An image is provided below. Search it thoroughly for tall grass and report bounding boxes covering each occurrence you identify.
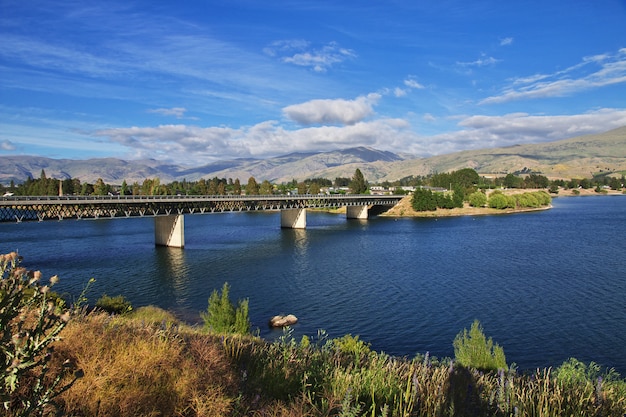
[41,308,626,417]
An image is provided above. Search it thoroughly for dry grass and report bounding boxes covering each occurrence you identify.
[54,308,239,417]
[46,307,626,417]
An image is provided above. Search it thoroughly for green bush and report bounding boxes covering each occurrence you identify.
[95,294,132,315]
[453,320,507,372]
[201,282,251,335]
[487,192,511,209]
[1,252,82,416]
[468,191,487,207]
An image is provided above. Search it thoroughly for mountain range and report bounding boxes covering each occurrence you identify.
[1,126,625,185]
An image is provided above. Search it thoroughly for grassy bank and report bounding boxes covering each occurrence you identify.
[4,252,626,417]
[38,308,626,416]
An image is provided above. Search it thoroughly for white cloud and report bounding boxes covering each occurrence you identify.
[457,55,499,67]
[1,140,16,151]
[499,37,514,46]
[91,116,415,164]
[394,87,407,97]
[430,109,626,153]
[423,113,436,122]
[404,78,424,89]
[91,108,626,165]
[481,48,626,104]
[282,94,381,126]
[265,40,355,72]
[147,107,188,118]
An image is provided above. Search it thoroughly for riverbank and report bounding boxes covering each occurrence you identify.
[49,307,626,417]
[380,188,624,218]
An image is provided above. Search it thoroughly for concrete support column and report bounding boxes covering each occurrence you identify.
[155,214,185,247]
[281,208,306,229]
[346,205,368,219]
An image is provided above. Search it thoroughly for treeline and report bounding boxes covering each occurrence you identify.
[411,168,560,212]
[2,167,624,197]
[391,170,625,192]
[1,169,366,197]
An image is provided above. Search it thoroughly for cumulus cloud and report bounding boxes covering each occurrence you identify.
[481,48,626,104]
[147,107,188,118]
[282,94,381,126]
[91,116,416,164]
[429,109,626,153]
[91,107,626,165]
[1,140,16,151]
[264,40,355,72]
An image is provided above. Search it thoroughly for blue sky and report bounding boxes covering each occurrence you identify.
[2,0,626,165]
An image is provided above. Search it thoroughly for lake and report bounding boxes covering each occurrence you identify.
[1,195,625,374]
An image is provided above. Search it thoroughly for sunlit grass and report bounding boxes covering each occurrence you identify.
[47,308,626,417]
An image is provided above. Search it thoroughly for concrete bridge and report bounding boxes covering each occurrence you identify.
[0,194,403,247]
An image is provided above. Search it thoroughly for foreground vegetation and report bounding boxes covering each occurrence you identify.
[3,255,626,417]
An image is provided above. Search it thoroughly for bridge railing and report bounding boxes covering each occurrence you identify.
[1,193,403,204]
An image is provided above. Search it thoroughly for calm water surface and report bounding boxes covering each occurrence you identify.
[1,196,625,374]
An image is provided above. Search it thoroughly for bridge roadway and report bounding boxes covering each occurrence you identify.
[0,194,404,247]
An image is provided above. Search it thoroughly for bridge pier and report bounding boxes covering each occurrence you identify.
[281,208,306,229]
[155,215,185,247]
[346,205,368,219]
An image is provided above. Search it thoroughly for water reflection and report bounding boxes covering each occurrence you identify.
[154,246,190,307]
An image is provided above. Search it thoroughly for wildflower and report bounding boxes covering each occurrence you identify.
[50,275,59,285]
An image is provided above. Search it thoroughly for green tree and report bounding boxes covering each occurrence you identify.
[412,188,437,211]
[452,183,465,207]
[245,177,260,195]
[453,320,507,372]
[503,174,523,188]
[233,178,242,195]
[334,177,351,187]
[120,180,128,196]
[309,182,321,194]
[93,178,108,195]
[350,168,368,194]
[207,179,218,195]
[451,168,480,190]
[523,173,550,189]
[260,180,273,195]
[201,283,250,335]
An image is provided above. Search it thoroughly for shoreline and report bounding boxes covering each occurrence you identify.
[379,188,624,218]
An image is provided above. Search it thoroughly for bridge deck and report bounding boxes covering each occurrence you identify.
[0,194,403,222]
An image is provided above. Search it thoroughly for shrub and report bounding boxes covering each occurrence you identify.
[468,191,487,207]
[0,252,82,417]
[453,320,507,372]
[95,294,132,315]
[201,282,251,335]
[487,192,510,209]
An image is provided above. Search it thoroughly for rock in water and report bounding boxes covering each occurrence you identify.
[269,314,298,327]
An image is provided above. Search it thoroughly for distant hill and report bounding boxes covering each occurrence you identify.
[1,127,625,185]
[383,126,626,181]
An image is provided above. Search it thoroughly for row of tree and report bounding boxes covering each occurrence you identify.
[1,169,369,196]
[2,167,623,197]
